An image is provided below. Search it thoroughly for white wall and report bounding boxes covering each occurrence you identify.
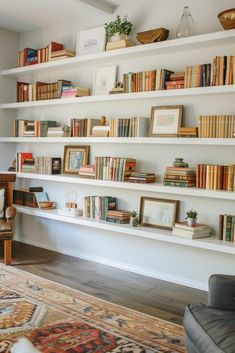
[0,28,19,169]
[2,0,235,289]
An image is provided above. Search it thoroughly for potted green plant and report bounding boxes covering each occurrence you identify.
[186,209,198,226]
[130,210,138,227]
[105,15,133,42]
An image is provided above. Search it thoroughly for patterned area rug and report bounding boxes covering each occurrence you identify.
[0,264,185,352]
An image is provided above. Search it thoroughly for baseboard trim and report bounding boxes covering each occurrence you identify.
[14,236,208,291]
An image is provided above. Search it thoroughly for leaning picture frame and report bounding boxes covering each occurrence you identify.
[149,105,183,137]
[92,65,117,95]
[139,197,179,230]
[63,145,90,175]
[76,26,106,56]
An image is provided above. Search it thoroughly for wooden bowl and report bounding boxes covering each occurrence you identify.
[136,28,169,44]
[39,201,56,210]
[218,8,235,30]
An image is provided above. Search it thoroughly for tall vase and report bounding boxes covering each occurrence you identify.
[176,6,197,39]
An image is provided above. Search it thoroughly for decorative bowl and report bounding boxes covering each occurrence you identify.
[136,28,169,44]
[218,8,235,30]
[39,201,56,210]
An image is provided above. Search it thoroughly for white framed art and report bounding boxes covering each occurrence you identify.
[76,26,106,56]
[92,66,117,95]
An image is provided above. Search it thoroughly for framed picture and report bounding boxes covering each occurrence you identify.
[92,65,117,95]
[139,197,179,230]
[149,105,183,137]
[76,26,106,56]
[63,145,89,175]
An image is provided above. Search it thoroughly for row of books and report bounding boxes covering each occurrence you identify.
[212,56,235,86]
[196,164,235,191]
[108,117,149,137]
[13,188,48,208]
[14,120,57,137]
[198,115,235,138]
[16,152,61,174]
[70,118,102,137]
[17,80,72,102]
[83,196,117,220]
[17,42,65,67]
[123,69,172,93]
[163,167,196,187]
[218,214,235,242]
[184,64,211,88]
[95,157,136,181]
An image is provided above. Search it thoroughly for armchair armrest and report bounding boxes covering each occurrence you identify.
[208,274,235,311]
[5,207,16,226]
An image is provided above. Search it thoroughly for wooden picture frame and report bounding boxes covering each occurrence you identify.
[149,105,183,137]
[63,145,89,175]
[139,197,179,230]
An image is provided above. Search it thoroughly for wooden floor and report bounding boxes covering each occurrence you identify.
[4,241,207,325]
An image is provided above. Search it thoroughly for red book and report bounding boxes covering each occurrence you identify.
[48,42,64,60]
[17,152,33,172]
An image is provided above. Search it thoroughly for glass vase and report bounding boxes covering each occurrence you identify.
[176,6,197,39]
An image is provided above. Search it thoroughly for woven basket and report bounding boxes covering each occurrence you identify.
[218,8,235,30]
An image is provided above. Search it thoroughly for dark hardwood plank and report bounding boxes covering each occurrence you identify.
[1,241,207,325]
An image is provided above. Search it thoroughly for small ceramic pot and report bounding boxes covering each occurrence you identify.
[109,33,128,42]
[130,216,138,227]
[187,217,197,226]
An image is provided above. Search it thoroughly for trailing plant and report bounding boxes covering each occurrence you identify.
[105,15,133,39]
[186,209,198,219]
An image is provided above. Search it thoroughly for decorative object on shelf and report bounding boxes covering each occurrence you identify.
[173,221,211,239]
[35,192,49,207]
[105,15,134,51]
[139,197,179,230]
[63,145,90,175]
[173,158,188,168]
[58,190,82,217]
[39,201,56,210]
[149,105,183,137]
[130,211,138,227]
[136,28,169,44]
[176,6,197,39]
[109,81,124,94]
[76,26,106,56]
[66,190,78,207]
[218,8,235,30]
[186,209,198,226]
[105,15,133,41]
[92,66,117,95]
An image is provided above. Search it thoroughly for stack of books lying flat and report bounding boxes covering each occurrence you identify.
[78,165,96,179]
[163,167,196,187]
[50,49,75,61]
[47,125,70,137]
[173,222,211,239]
[106,210,131,224]
[129,172,156,183]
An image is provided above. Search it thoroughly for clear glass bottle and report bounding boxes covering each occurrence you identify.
[176,6,197,39]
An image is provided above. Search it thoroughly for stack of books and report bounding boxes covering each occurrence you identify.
[95,157,136,181]
[106,210,131,224]
[198,115,235,138]
[83,196,117,221]
[177,127,198,137]
[173,222,211,239]
[108,117,149,137]
[62,87,89,98]
[163,167,196,187]
[47,125,70,137]
[50,49,75,61]
[218,214,235,241]
[129,172,156,183]
[196,164,235,191]
[165,72,185,90]
[79,165,96,179]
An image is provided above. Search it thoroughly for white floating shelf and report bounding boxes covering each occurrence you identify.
[2,29,235,78]
[1,85,235,109]
[15,172,235,200]
[15,205,235,255]
[1,137,235,145]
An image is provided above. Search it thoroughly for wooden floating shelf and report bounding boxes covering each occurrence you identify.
[15,172,235,200]
[15,205,235,255]
[1,85,235,109]
[0,137,235,145]
[2,29,235,78]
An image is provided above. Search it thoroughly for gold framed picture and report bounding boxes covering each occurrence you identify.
[149,105,183,137]
[63,145,89,175]
[139,197,179,230]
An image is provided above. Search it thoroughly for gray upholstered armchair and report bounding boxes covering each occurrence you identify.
[183,274,235,353]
